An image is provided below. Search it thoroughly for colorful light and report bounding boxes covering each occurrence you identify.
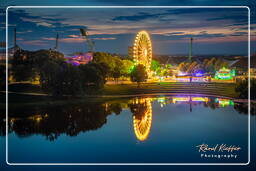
[157,97,167,107]
[176,77,190,82]
[191,77,208,82]
[177,71,187,76]
[191,97,209,102]
[66,52,93,66]
[215,67,235,80]
[195,72,203,77]
[215,98,234,107]
[133,30,152,74]
[172,97,190,103]
[133,98,152,141]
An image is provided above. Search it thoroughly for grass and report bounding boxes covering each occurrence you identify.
[6,82,237,98]
[102,82,238,98]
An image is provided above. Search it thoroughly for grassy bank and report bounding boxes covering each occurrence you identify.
[1,82,238,109]
[102,82,237,98]
[6,82,238,98]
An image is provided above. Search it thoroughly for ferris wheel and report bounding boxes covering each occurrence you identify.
[133,31,152,73]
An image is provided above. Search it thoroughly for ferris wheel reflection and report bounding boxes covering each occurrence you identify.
[129,98,152,141]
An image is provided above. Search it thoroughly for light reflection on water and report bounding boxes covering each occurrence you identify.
[0,95,252,163]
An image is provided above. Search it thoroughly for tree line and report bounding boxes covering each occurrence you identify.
[8,50,148,96]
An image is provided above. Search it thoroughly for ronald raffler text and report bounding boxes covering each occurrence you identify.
[196,143,241,153]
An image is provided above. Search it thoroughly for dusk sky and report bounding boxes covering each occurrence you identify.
[0,0,255,56]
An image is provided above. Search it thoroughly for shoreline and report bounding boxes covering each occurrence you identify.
[1,91,253,105]
[1,81,252,109]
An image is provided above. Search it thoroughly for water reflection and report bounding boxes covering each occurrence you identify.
[130,98,152,141]
[215,98,234,107]
[0,95,252,141]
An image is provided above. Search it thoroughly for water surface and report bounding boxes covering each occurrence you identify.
[1,95,250,164]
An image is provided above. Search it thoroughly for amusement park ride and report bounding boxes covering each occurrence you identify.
[65,29,235,82]
[215,67,236,80]
[80,28,95,52]
[66,28,95,65]
[133,30,153,75]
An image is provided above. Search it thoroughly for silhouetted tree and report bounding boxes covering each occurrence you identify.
[235,79,256,99]
[40,60,82,97]
[11,50,36,81]
[130,64,148,87]
[0,65,6,90]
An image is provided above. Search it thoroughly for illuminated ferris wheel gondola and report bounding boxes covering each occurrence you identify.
[133,31,152,73]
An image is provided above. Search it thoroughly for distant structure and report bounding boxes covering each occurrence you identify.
[0,28,19,61]
[66,52,93,66]
[80,28,95,52]
[65,29,95,66]
[54,33,59,50]
[14,27,17,48]
[189,37,193,62]
[12,27,20,53]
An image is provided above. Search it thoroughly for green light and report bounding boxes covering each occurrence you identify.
[128,65,135,73]
[230,100,234,106]
[216,98,234,107]
[215,67,234,80]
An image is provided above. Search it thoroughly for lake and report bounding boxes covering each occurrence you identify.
[0,95,250,164]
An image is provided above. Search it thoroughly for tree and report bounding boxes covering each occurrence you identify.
[93,52,120,79]
[11,50,36,81]
[87,62,109,84]
[79,63,108,93]
[11,49,65,82]
[39,60,82,97]
[151,60,160,73]
[0,65,5,90]
[32,49,65,70]
[121,59,134,77]
[235,79,256,99]
[112,58,123,82]
[130,64,148,87]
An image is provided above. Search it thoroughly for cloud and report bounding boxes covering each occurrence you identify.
[92,37,116,40]
[165,32,185,35]
[36,22,53,27]
[21,40,47,46]
[207,15,248,24]
[17,30,33,34]
[42,37,56,41]
[60,37,84,43]
[112,12,162,21]
[4,7,253,55]
[43,36,116,43]
[68,34,80,38]
[20,17,55,27]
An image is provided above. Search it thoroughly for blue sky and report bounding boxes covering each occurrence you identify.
[0,0,255,55]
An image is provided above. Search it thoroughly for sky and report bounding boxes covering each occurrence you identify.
[0,0,255,56]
